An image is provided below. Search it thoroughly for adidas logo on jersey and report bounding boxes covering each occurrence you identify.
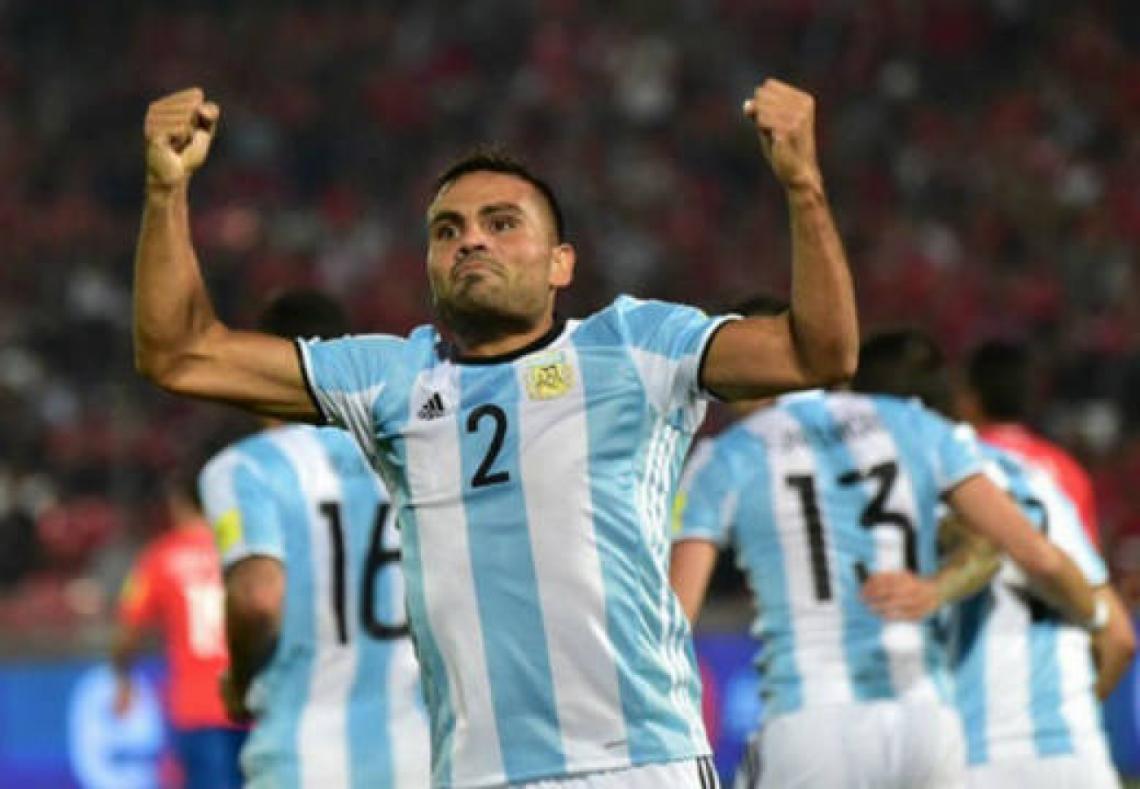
[417,392,446,420]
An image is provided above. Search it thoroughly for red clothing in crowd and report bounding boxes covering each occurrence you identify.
[980,423,1100,548]
[118,521,233,728]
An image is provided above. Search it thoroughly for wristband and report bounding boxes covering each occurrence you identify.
[1085,596,1110,633]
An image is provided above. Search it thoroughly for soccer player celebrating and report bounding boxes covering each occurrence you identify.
[197,291,430,787]
[670,326,1103,789]
[133,79,856,788]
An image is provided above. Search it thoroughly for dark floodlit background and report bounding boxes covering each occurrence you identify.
[0,1,1137,784]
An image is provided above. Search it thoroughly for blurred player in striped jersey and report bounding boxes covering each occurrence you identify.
[670,321,1101,789]
[197,291,429,788]
[856,333,1134,789]
[959,339,1102,547]
[135,78,857,788]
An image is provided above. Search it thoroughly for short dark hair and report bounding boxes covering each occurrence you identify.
[852,329,952,415]
[966,339,1030,420]
[434,146,566,242]
[256,289,350,340]
[723,293,790,318]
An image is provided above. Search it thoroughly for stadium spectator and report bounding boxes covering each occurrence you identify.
[0,2,1135,632]
[198,290,430,786]
[131,76,857,787]
[110,474,245,789]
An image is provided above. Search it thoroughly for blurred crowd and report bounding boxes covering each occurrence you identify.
[0,0,1137,648]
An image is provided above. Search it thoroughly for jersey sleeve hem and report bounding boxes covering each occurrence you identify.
[294,338,332,425]
[671,529,725,546]
[940,465,985,496]
[696,315,741,400]
[221,545,286,572]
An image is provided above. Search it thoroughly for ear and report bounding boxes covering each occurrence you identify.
[549,243,576,289]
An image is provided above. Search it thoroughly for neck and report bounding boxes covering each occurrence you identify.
[447,312,557,360]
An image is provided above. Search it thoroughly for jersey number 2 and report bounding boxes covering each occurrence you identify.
[467,404,511,488]
[320,501,410,643]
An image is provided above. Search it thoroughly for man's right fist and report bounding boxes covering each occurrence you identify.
[144,87,220,188]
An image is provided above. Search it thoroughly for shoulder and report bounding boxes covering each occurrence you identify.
[200,432,273,480]
[702,416,773,475]
[300,325,442,381]
[199,428,307,493]
[977,440,1024,483]
[581,295,710,331]
[862,393,961,435]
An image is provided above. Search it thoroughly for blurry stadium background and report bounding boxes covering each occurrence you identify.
[0,0,1138,785]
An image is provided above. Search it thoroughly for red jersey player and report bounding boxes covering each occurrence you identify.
[111,474,245,788]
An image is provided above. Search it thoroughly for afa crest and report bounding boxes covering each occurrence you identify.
[525,353,575,400]
[212,508,244,554]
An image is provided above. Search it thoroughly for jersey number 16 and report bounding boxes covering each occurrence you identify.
[320,501,410,643]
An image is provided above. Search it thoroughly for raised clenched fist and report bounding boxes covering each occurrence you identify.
[144,87,220,189]
[743,79,822,194]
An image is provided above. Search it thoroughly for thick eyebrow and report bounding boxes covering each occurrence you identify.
[479,202,524,217]
[426,202,525,232]
[427,209,463,232]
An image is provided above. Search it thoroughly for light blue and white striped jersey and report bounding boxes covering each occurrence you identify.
[198,424,430,789]
[673,391,984,718]
[952,443,1110,766]
[297,296,728,788]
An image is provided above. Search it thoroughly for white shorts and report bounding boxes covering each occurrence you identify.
[516,757,720,788]
[734,699,965,789]
[967,751,1120,789]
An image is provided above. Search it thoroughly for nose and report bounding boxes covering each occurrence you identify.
[456,231,489,262]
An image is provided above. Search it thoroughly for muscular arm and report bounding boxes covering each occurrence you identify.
[946,475,1095,625]
[669,540,720,624]
[222,556,285,720]
[133,88,317,421]
[702,80,858,399]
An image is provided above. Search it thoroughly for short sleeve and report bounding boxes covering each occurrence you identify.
[198,448,284,570]
[672,438,739,547]
[296,333,407,460]
[921,411,985,494]
[118,551,158,627]
[612,296,737,424]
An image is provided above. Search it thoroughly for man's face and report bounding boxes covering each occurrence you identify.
[426,171,572,333]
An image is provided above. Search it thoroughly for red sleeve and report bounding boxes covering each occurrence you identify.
[1073,469,1101,549]
[118,547,160,628]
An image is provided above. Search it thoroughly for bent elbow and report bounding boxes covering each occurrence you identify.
[832,347,859,383]
[809,344,858,387]
[134,346,187,393]
[133,347,166,385]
